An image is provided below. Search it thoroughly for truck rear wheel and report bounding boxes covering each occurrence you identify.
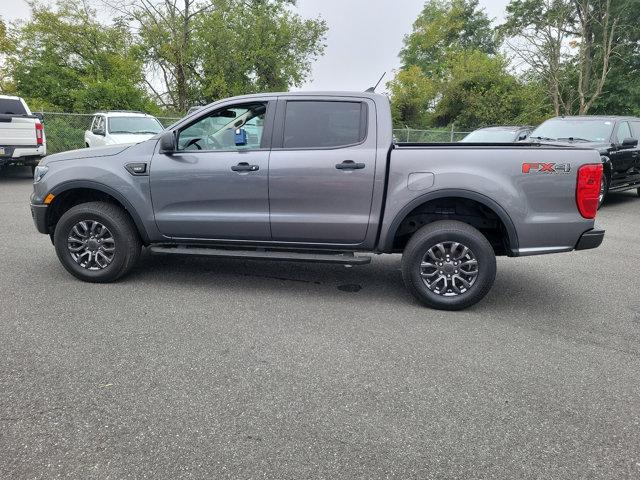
[401,221,496,311]
[53,201,141,283]
[598,174,609,209]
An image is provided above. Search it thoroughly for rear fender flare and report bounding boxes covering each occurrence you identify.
[382,189,519,255]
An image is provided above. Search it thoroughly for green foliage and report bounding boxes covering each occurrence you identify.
[4,0,160,113]
[390,0,552,130]
[589,0,640,116]
[132,0,327,111]
[388,65,438,128]
[195,0,327,101]
[400,0,497,78]
[432,51,552,129]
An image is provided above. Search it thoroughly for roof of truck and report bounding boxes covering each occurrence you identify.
[93,110,158,117]
[474,126,531,131]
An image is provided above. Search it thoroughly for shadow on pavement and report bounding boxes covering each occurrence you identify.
[0,165,33,183]
[600,190,639,208]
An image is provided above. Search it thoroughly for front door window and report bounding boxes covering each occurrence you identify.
[178,103,267,151]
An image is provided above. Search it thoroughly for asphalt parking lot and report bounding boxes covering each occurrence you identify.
[1,165,639,479]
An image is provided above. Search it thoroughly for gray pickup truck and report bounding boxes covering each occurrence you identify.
[30,92,605,310]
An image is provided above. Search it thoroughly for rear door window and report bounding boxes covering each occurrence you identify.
[0,98,27,115]
[282,101,367,149]
[631,121,640,139]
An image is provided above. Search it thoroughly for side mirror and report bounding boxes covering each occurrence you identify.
[93,127,105,136]
[159,131,176,153]
[34,112,44,123]
[234,128,247,146]
[622,137,638,148]
[518,133,528,141]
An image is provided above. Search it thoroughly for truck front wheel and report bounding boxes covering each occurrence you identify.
[401,220,496,311]
[53,201,141,283]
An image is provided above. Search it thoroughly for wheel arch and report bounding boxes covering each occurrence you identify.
[381,189,519,255]
[47,180,150,244]
[601,155,612,181]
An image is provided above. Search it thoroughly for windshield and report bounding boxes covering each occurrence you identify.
[530,119,613,142]
[108,116,163,135]
[461,129,518,143]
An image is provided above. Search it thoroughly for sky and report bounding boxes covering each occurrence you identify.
[0,0,510,91]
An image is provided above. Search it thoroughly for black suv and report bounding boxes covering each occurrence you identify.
[529,116,640,205]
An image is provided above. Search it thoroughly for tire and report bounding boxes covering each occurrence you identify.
[401,220,497,311]
[598,174,609,209]
[53,201,141,283]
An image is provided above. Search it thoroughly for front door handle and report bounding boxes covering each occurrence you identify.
[335,160,365,170]
[231,162,259,172]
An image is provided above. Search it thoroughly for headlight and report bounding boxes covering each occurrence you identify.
[33,165,49,183]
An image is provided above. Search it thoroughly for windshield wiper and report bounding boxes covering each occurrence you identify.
[529,136,556,141]
[556,137,591,142]
[135,131,161,134]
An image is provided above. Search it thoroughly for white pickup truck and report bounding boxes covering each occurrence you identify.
[0,95,46,172]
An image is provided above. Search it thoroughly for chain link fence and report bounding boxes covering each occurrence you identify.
[393,127,471,143]
[40,112,181,155]
[39,112,471,155]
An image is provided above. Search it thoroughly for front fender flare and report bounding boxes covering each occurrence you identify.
[49,180,150,243]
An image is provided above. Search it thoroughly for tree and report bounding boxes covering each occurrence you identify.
[114,0,327,111]
[388,65,438,128]
[431,51,551,128]
[588,0,640,115]
[501,0,629,115]
[400,0,497,79]
[3,0,155,112]
[0,18,15,93]
[389,0,544,129]
[194,0,327,101]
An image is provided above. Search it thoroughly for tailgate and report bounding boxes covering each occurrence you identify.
[0,116,37,146]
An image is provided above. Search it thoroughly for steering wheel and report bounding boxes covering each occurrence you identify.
[184,138,203,150]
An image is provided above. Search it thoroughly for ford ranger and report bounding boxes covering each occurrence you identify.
[30,92,604,310]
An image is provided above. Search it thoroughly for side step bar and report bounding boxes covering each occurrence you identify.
[609,178,640,193]
[149,245,372,265]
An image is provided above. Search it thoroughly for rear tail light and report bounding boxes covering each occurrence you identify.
[576,163,603,219]
[35,122,44,145]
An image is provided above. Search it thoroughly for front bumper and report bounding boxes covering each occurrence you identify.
[30,203,49,234]
[575,227,605,251]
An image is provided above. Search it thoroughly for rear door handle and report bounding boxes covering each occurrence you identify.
[231,162,259,172]
[335,160,365,170]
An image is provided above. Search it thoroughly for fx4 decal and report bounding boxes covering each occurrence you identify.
[522,162,571,174]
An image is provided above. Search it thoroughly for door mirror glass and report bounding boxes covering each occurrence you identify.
[159,131,176,153]
[518,133,528,141]
[622,137,638,148]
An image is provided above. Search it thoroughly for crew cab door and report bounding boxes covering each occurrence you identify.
[268,97,376,244]
[149,100,274,240]
[610,121,637,173]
